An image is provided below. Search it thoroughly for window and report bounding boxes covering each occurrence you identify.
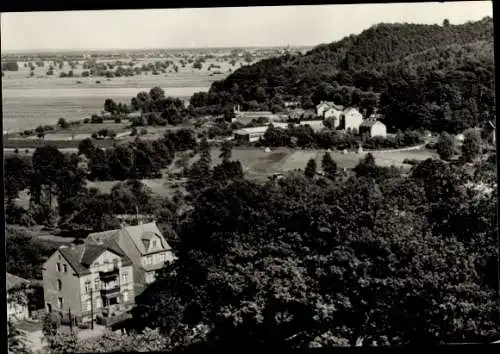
[57,279,62,291]
[147,256,153,265]
[96,298,102,309]
[122,271,128,284]
[85,281,91,294]
[86,300,92,312]
[56,263,61,272]
[63,264,67,273]
[152,240,157,248]
[94,279,100,290]
[58,298,63,310]
[123,291,128,303]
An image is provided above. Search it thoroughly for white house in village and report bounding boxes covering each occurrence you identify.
[359,119,387,138]
[316,102,364,132]
[342,107,364,132]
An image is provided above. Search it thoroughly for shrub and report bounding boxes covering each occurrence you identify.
[83,118,90,124]
[114,117,122,123]
[91,115,103,124]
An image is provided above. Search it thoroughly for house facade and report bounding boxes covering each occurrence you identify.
[323,105,345,127]
[7,273,30,322]
[85,222,175,288]
[359,120,387,138]
[342,107,364,132]
[42,243,134,323]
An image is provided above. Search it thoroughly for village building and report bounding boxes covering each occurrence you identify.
[85,222,176,289]
[323,105,345,128]
[316,101,345,121]
[234,123,289,143]
[342,107,364,132]
[7,273,31,322]
[359,119,387,138]
[42,242,135,324]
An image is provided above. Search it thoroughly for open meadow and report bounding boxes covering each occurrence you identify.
[2,56,248,133]
[80,146,437,201]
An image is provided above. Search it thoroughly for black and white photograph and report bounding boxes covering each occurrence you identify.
[2,1,498,352]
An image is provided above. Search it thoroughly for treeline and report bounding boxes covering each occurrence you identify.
[257,124,424,150]
[81,59,179,77]
[80,128,196,180]
[188,17,494,134]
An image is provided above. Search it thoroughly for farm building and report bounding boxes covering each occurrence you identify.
[359,119,387,138]
[234,123,289,143]
[234,127,267,143]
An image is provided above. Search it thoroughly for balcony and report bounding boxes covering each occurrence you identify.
[100,286,120,297]
[99,267,119,281]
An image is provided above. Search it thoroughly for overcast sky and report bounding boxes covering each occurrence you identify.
[1,2,493,52]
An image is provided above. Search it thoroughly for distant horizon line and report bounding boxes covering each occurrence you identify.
[1,44,316,54]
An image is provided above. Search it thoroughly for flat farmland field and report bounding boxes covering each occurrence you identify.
[2,58,230,133]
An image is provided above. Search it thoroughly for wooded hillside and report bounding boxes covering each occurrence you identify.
[190,17,494,134]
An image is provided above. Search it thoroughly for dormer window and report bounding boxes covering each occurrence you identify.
[152,240,157,248]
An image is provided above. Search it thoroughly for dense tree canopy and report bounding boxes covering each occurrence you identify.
[135,153,498,348]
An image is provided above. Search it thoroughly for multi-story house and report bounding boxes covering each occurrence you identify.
[42,242,134,324]
[85,222,176,294]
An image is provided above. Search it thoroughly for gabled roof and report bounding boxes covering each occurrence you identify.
[57,242,133,276]
[58,245,91,276]
[79,243,126,267]
[87,222,172,256]
[123,222,171,255]
[6,273,30,291]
